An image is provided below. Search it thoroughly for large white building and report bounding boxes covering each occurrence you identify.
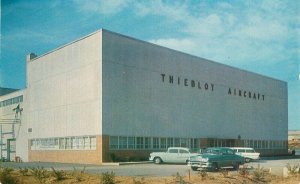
[1,29,288,164]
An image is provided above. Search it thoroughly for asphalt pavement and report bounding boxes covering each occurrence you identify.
[1,157,300,177]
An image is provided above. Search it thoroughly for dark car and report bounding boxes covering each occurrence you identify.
[188,147,245,171]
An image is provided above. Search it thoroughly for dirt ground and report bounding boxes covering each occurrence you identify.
[3,169,300,184]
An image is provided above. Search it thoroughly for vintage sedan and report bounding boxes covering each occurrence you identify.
[149,147,198,164]
[231,147,260,162]
[188,147,245,171]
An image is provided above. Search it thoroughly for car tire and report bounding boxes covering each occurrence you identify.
[154,157,162,164]
[191,166,198,171]
[245,158,251,163]
[233,162,240,170]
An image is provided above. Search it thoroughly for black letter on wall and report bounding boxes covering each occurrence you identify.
[169,75,173,83]
[161,74,165,82]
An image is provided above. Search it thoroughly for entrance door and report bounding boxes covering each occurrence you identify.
[7,139,16,161]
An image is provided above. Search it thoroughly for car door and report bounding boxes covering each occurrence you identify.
[166,148,179,163]
[179,149,190,163]
[220,149,235,167]
[245,148,258,159]
[226,149,238,166]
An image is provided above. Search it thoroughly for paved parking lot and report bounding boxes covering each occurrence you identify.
[1,157,300,177]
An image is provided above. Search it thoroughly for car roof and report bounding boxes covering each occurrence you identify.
[206,147,233,150]
[168,147,189,149]
[230,147,254,149]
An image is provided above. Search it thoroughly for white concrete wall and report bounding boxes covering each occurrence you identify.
[26,31,102,142]
[102,30,288,141]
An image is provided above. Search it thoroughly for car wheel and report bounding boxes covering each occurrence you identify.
[233,162,240,170]
[191,166,198,171]
[245,158,251,163]
[154,157,162,164]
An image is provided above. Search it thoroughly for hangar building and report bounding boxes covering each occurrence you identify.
[1,29,288,164]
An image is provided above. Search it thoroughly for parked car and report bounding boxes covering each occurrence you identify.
[149,147,198,164]
[231,147,260,162]
[188,147,245,171]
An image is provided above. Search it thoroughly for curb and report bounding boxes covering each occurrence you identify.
[102,161,152,166]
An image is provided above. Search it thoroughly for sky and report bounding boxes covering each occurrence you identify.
[0,0,299,130]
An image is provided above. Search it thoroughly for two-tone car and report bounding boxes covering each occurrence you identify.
[231,147,260,162]
[188,147,245,171]
[149,147,198,164]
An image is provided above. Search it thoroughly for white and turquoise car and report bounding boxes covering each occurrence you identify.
[188,147,245,171]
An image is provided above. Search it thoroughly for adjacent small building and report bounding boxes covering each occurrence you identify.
[0,88,24,161]
[1,29,288,164]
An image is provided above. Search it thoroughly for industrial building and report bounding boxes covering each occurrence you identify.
[0,29,288,164]
[0,88,24,161]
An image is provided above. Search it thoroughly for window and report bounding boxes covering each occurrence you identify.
[283,141,287,148]
[226,149,234,155]
[66,138,72,149]
[246,149,255,153]
[128,137,135,149]
[84,137,90,149]
[238,149,246,153]
[90,137,96,149]
[249,140,253,148]
[19,95,23,102]
[179,149,189,154]
[72,138,77,149]
[119,137,127,149]
[169,149,178,153]
[160,138,166,149]
[174,138,180,147]
[13,97,18,103]
[253,140,256,148]
[257,140,261,149]
[180,138,188,147]
[78,137,84,149]
[153,138,159,149]
[107,136,203,151]
[167,138,173,148]
[136,137,144,149]
[30,136,95,150]
[191,139,199,150]
[110,136,118,149]
[59,138,65,149]
[262,140,266,149]
[145,137,151,149]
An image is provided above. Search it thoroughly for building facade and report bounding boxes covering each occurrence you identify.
[0,89,24,161]
[2,29,288,164]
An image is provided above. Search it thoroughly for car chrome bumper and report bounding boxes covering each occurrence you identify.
[188,161,211,168]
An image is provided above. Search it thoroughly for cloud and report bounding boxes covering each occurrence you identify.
[134,1,299,68]
[135,0,190,22]
[73,0,132,15]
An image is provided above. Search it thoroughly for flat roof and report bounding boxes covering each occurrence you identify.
[0,87,19,96]
[28,28,286,84]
